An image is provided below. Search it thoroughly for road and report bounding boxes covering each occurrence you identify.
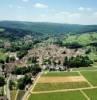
[6,74,11,100]
[22,71,43,100]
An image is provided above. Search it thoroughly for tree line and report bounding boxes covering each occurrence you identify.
[63,55,93,68]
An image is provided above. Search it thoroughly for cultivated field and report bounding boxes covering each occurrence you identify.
[28,69,97,100]
[29,91,86,100]
[81,71,97,86]
[83,88,97,100]
[42,72,80,77]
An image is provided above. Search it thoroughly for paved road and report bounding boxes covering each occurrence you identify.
[6,74,11,100]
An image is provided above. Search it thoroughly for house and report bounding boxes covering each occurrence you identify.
[49,65,56,71]
[4,42,11,49]
[17,75,25,80]
[8,52,19,60]
[48,65,65,71]
[4,63,16,74]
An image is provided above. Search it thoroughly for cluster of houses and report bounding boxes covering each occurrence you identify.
[43,65,67,71]
[49,65,65,71]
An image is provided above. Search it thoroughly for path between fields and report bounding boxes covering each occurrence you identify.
[78,71,93,87]
[80,90,90,100]
[32,86,97,94]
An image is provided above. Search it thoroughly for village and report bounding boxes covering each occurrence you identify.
[0,43,93,100]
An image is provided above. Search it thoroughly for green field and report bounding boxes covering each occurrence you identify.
[33,82,89,92]
[29,70,97,100]
[72,67,97,71]
[63,33,97,46]
[0,52,7,60]
[83,88,97,100]
[29,91,86,100]
[34,71,90,92]
[81,71,97,86]
[43,72,80,77]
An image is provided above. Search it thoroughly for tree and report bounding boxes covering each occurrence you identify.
[0,77,5,87]
[18,75,32,90]
[43,59,51,65]
[65,42,83,49]
[12,67,29,75]
[1,64,5,72]
[85,48,91,54]
[10,56,16,62]
[63,55,93,69]
[5,56,10,63]
[52,60,57,66]
[63,56,69,69]
[12,65,41,75]
[0,59,5,64]
[31,64,41,76]
[9,80,16,90]
[17,50,28,59]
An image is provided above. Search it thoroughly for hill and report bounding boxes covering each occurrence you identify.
[0,21,97,37]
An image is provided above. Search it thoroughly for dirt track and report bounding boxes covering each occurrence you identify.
[38,76,86,83]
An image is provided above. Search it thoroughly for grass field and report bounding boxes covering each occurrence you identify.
[29,91,86,100]
[0,52,7,60]
[63,33,97,46]
[83,88,97,100]
[33,82,89,91]
[43,72,80,77]
[81,71,97,86]
[72,67,97,71]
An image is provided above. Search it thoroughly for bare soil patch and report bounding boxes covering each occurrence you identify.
[38,76,86,83]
